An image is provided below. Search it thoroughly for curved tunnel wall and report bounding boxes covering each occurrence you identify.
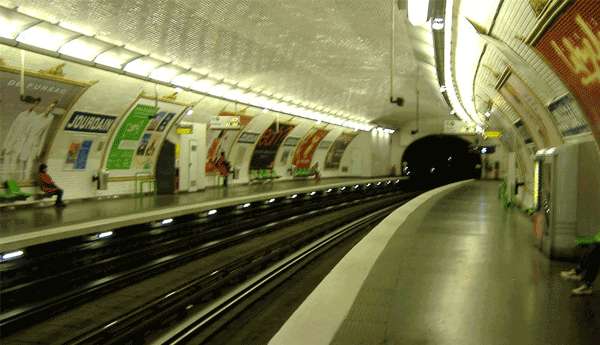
[0,44,396,202]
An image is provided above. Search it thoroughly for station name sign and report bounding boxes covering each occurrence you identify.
[64,111,117,134]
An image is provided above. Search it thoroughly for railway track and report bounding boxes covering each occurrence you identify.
[0,181,418,343]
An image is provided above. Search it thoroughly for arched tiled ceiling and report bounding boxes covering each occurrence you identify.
[3,0,449,128]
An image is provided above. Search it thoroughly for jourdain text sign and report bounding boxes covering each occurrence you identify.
[64,111,117,134]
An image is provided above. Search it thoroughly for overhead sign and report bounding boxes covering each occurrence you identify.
[484,130,503,138]
[64,111,117,134]
[209,115,241,130]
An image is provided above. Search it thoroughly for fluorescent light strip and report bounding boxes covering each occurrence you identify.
[443,0,481,126]
[0,5,383,132]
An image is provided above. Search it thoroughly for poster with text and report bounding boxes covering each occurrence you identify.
[105,98,185,175]
[292,128,329,169]
[325,133,357,170]
[206,114,252,174]
[534,0,600,146]
[0,66,89,183]
[249,123,295,170]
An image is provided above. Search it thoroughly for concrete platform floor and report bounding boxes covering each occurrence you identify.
[273,181,600,345]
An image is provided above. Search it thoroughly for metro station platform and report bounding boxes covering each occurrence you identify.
[0,177,404,252]
[270,180,600,345]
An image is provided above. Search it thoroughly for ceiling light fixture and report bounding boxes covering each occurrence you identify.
[0,5,379,132]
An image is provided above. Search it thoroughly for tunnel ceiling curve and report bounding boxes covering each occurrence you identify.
[3,0,450,128]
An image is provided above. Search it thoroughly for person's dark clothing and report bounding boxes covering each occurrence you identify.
[580,244,600,285]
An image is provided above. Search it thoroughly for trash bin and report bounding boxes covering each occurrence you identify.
[97,169,109,190]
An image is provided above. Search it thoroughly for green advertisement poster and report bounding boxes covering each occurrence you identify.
[106,104,158,170]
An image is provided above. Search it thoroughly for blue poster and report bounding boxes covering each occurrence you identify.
[74,140,93,170]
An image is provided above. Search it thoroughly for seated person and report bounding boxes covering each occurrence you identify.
[38,163,66,207]
[561,243,600,295]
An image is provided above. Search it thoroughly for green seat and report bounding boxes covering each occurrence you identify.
[5,180,31,200]
[0,191,19,202]
[575,231,600,246]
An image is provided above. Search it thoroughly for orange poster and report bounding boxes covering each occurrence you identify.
[292,128,329,169]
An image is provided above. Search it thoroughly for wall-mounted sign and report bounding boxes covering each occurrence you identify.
[209,115,241,130]
[237,132,260,144]
[176,126,193,135]
[64,111,117,134]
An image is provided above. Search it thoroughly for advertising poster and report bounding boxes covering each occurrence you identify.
[292,128,329,169]
[325,133,357,170]
[534,0,600,146]
[205,114,252,174]
[499,76,546,149]
[0,66,89,183]
[106,104,157,170]
[249,123,295,170]
[105,97,185,175]
[64,139,93,170]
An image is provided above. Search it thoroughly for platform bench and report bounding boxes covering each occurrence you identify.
[248,169,281,184]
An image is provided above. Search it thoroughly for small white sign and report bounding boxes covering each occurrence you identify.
[209,116,241,130]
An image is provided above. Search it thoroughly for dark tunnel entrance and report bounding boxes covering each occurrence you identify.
[401,135,481,188]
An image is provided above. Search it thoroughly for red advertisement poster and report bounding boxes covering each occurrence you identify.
[292,128,329,169]
[205,113,252,174]
[534,0,600,145]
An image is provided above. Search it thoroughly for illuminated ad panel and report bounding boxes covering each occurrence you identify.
[292,128,329,169]
[534,0,600,146]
